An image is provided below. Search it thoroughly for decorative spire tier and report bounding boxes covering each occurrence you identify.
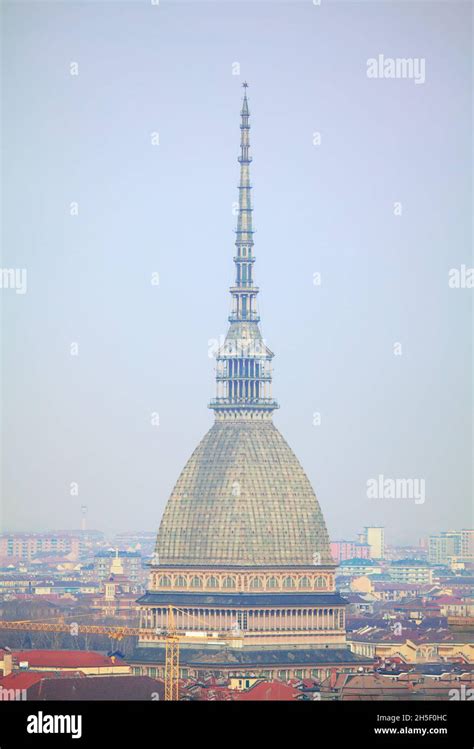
[210,83,279,420]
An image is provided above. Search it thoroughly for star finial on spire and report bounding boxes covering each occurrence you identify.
[242,81,248,89]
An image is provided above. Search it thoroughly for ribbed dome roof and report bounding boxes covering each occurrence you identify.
[156,420,333,567]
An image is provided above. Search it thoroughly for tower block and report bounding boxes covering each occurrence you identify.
[134,86,356,680]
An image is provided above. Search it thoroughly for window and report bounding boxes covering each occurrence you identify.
[299,576,310,589]
[266,577,278,590]
[283,577,295,589]
[207,576,218,588]
[158,576,171,588]
[175,576,187,588]
[316,576,326,589]
[250,577,263,589]
[223,576,236,589]
[190,576,202,589]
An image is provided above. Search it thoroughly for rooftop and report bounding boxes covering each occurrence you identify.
[28,675,164,701]
[130,646,372,667]
[137,591,347,607]
[11,650,124,668]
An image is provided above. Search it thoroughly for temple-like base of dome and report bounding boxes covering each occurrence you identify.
[136,589,348,650]
[129,645,372,683]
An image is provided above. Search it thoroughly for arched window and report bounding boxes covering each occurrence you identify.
[283,577,295,589]
[222,576,236,589]
[299,576,310,589]
[266,577,278,590]
[316,576,326,589]
[158,575,171,588]
[174,576,187,588]
[207,576,218,589]
[190,576,202,589]
[250,577,263,589]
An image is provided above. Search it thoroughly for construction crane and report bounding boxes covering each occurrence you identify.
[0,607,244,701]
[161,605,244,701]
[0,617,140,641]
[164,605,179,701]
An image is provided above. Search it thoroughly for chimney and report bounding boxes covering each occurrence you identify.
[3,652,12,676]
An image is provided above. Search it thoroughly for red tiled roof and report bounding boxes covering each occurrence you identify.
[0,672,48,690]
[235,680,301,701]
[12,650,123,668]
[29,675,164,701]
[0,670,85,689]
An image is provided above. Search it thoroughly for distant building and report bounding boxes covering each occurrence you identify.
[361,527,385,560]
[337,559,382,577]
[385,545,427,562]
[0,533,82,561]
[371,581,423,602]
[429,530,474,566]
[90,551,142,619]
[331,541,370,564]
[435,596,474,618]
[348,626,474,664]
[33,581,99,596]
[113,532,156,555]
[388,559,433,585]
[319,670,474,701]
[94,550,142,581]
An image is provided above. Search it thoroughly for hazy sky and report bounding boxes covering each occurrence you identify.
[1,0,472,545]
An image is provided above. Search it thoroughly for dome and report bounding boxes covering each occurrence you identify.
[156,420,333,567]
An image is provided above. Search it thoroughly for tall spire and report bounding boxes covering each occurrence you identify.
[210,84,279,420]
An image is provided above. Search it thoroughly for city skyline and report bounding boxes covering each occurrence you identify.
[0,0,472,725]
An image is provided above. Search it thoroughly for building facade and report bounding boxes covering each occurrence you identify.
[429,530,474,565]
[387,559,433,585]
[331,540,371,563]
[0,533,82,561]
[94,550,142,581]
[362,527,385,560]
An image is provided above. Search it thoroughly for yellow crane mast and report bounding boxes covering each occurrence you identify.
[164,605,179,701]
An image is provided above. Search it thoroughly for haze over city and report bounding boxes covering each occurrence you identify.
[2,0,472,546]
